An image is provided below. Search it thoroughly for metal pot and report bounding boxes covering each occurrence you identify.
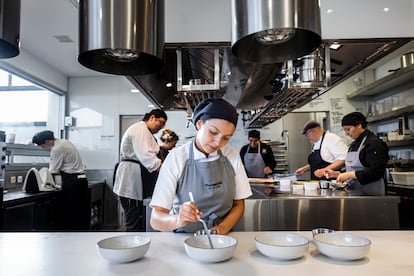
[298,55,326,83]
[401,52,414,68]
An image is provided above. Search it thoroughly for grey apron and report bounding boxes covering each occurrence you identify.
[244,143,266,178]
[174,142,236,233]
[345,136,385,196]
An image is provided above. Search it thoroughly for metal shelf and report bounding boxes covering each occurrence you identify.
[386,139,414,148]
[346,64,414,100]
[367,105,414,123]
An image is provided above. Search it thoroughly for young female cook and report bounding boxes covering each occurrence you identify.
[150,98,252,235]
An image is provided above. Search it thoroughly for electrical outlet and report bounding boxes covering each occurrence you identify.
[17,175,23,183]
[10,176,16,184]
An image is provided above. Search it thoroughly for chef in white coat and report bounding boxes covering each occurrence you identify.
[32,130,90,230]
[113,109,167,231]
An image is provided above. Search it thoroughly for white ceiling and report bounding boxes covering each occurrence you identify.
[15,0,414,81]
[19,0,105,78]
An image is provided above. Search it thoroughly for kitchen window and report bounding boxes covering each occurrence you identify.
[0,68,64,144]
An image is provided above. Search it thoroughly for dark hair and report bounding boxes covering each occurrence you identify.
[143,109,167,121]
[248,130,260,139]
[32,130,55,146]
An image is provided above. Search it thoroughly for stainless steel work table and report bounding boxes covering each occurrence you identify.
[233,183,400,231]
[0,231,412,276]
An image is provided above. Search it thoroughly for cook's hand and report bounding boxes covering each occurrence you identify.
[209,224,228,235]
[336,171,356,183]
[177,201,203,228]
[295,166,307,175]
[314,168,327,178]
[324,169,340,179]
[264,166,273,175]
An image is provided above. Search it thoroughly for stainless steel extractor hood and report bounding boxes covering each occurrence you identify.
[0,0,20,59]
[78,0,164,75]
[231,0,321,64]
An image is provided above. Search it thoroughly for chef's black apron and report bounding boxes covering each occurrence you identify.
[114,159,159,231]
[58,172,90,230]
[308,132,330,180]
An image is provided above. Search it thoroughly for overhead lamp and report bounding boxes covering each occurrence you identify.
[330,43,343,50]
[78,0,165,75]
[231,0,321,64]
[0,0,21,59]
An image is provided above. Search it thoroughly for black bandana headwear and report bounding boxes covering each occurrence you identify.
[248,130,260,139]
[192,98,238,127]
[341,112,367,126]
[32,130,54,146]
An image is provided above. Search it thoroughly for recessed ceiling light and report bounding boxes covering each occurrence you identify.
[148,104,155,108]
[326,9,334,14]
[383,7,390,12]
[130,89,140,93]
[166,82,172,87]
[329,43,342,50]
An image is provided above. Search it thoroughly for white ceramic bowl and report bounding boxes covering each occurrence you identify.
[255,232,309,260]
[314,233,371,260]
[97,235,151,263]
[184,235,237,263]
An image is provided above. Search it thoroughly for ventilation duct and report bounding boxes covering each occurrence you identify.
[0,0,20,59]
[78,0,164,75]
[231,0,321,64]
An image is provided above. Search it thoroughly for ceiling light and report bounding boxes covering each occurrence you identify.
[130,89,140,93]
[166,82,173,87]
[383,7,390,12]
[330,43,342,50]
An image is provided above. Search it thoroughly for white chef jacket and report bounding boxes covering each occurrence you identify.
[49,139,85,174]
[311,131,348,163]
[113,121,161,200]
[150,140,252,210]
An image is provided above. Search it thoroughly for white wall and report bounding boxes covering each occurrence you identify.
[165,0,414,43]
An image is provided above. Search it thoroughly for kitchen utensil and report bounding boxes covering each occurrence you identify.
[184,235,237,263]
[96,235,151,263]
[319,180,330,189]
[255,232,309,260]
[312,228,335,238]
[313,233,371,260]
[188,192,214,249]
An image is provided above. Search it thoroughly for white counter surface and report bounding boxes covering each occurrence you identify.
[0,231,413,276]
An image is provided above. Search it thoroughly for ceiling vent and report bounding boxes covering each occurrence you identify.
[231,0,321,64]
[0,0,20,59]
[78,0,165,75]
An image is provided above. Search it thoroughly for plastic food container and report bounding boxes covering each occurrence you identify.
[390,172,414,185]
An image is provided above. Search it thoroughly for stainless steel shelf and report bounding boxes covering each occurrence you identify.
[386,139,414,148]
[367,105,414,123]
[346,64,414,100]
